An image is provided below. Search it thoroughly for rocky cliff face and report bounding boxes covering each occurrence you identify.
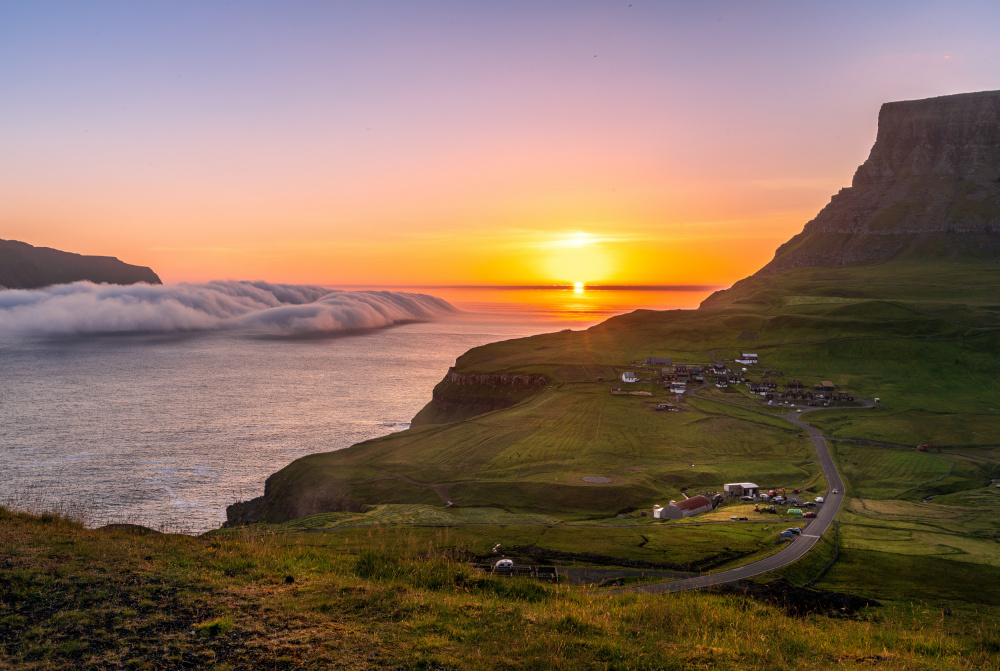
[757,90,1000,275]
[410,368,549,426]
[0,239,162,289]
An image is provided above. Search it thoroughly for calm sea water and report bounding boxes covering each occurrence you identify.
[0,286,712,533]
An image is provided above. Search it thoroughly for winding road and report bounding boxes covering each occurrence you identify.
[607,395,874,595]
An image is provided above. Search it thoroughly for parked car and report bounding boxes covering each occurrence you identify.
[785,527,803,535]
[802,512,817,518]
[804,502,817,508]
[779,530,796,538]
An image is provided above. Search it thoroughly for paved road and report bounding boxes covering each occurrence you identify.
[607,397,874,595]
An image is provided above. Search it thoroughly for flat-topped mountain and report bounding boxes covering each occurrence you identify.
[0,239,161,289]
[757,90,1000,275]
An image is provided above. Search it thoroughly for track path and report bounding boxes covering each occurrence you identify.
[607,393,874,595]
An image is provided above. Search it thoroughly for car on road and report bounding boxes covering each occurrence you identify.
[815,496,825,504]
[802,512,817,518]
[832,489,839,494]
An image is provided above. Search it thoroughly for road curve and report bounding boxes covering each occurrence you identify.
[606,397,874,595]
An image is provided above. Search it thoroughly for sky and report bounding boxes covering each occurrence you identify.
[2,1,999,287]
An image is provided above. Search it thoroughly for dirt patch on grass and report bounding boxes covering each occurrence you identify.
[713,578,881,616]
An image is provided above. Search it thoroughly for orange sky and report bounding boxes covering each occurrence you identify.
[3,2,998,287]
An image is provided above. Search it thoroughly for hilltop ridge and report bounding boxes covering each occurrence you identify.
[0,239,161,289]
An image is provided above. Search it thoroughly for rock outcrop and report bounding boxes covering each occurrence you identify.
[410,368,549,426]
[757,90,1000,274]
[0,239,161,289]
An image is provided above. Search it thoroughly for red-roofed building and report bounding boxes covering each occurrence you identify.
[653,495,714,520]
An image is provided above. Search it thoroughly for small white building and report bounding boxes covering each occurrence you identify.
[622,371,638,383]
[669,381,686,393]
[723,482,760,497]
[735,353,758,365]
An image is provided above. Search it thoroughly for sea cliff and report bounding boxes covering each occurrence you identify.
[0,239,161,289]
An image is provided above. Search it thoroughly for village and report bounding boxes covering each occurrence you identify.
[611,351,859,411]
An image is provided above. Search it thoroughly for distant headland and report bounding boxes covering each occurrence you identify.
[0,239,161,289]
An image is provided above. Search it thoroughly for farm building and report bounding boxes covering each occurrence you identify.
[621,372,638,383]
[645,357,672,366]
[736,353,758,364]
[653,495,714,520]
[669,381,686,393]
[655,403,678,411]
[724,482,760,497]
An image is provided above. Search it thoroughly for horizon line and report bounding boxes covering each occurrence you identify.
[325,284,725,291]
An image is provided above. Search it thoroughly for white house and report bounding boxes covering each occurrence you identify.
[622,372,638,383]
[723,482,760,497]
[735,353,758,365]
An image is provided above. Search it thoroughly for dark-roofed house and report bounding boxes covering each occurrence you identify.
[645,357,672,366]
[814,381,837,398]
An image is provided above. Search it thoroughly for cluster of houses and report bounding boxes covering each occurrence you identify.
[652,482,800,521]
[618,353,855,407]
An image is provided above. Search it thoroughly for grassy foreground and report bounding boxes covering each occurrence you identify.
[3,507,999,670]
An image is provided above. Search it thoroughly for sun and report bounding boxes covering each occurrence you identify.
[573,281,584,293]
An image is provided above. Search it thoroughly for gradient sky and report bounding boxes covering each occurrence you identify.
[3,1,999,286]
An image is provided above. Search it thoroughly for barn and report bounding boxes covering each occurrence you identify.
[653,495,714,520]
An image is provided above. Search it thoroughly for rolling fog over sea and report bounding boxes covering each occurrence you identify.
[0,285,713,533]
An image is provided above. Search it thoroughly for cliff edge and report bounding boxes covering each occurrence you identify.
[759,90,1000,274]
[0,239,162,289]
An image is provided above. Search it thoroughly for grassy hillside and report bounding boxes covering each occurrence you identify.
[3,507,999,670]
[260,262,1000,522]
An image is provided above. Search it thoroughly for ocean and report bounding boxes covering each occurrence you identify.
[0,285,714,533]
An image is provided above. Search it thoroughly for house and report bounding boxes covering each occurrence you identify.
[736,353,758,364]
[622,372,638,383]
[669,381,687,394]
[786,379,804,390]
[713,363,727,374]
[675,365,691,379]
[724,483,760,497]
[813,381,836,398]
[655,402,678,411]
[760,378,778,390]
[645,357,672,366]
[654,495,714,520]
[836,391,855,401]
[715,376,729,388]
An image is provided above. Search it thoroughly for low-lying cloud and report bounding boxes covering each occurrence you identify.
[0,281,456,336]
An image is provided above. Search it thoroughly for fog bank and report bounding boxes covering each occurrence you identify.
[0,281,456,336]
